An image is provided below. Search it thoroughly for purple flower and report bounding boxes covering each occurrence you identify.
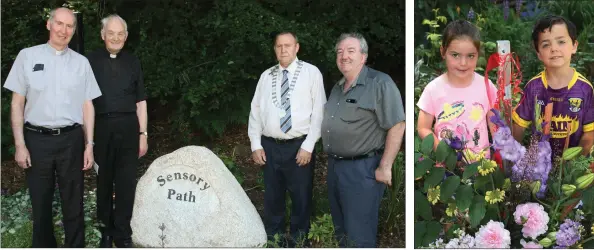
[503,0,510,20]
[555,219,581,247]
[446,136,464,150]
[515,0,522,14]
[467,8,475,20]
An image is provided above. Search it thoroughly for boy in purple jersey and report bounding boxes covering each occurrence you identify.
[512,15,594,159]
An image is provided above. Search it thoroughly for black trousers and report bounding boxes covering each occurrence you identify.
[94,113,139,241]
[24,126,85,248]
[261,136,315,244]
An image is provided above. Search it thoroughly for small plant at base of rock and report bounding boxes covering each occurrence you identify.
[307,213,339,248]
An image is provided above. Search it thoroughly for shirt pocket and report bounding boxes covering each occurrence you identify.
[340,102,372,123]
[60,71,85,104]
[25,71,47,91]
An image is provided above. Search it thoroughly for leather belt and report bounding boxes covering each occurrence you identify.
[329,149,384,160]
[24,122,81,136]
[262,135,307,144]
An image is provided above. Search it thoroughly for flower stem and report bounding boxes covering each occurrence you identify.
[581,236,594,245]
[490,174,502,221]
[532,193,552,208]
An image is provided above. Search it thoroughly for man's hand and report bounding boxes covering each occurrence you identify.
[252,149,266,166]
[15,144,31,169]
[139,136,148,158]
[375,164,392,186]
[296,149,312,167]
[83,145,94,170]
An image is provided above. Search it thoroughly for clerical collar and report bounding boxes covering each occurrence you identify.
[110,53,117,58]
[46,43,68,56]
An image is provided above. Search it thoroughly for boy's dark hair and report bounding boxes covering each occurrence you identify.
[532,15,577,52]
[441,20,481,54]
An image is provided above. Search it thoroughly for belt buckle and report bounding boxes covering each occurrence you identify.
[51,128,61,136]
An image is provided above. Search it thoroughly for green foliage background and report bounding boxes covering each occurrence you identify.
[0,0,405,159]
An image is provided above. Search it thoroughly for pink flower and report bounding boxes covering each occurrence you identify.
[474,220,511,248]
[521,239,542,248]
[514,203,549,239]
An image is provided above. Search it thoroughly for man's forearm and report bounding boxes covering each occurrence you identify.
[82,101,95,143]
[137,101,147,132]
[380,121,405,169]
[11,94,26,147]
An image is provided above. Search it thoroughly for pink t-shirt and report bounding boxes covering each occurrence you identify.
[417,72,497,157]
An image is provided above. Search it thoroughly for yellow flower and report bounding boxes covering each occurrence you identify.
[446,202,456,217]
[456,6,460,14]
[464,149,487,163]
[485,189,505,204]
[591,225,594,235]
[478,159,497,176]
[427,186,441,205]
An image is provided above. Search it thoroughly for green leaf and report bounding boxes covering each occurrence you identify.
[469,195,486,228]
[474,175,492,192]
[561,197,582,207]
[414,221,427,248]
[422,221,442,247]
[415,152,422,162]
[415,190,433,221]
[445,152,457,171]
[456,185,474,211]
[435,140,451,162]
[446,224,460,239]
[415,158,435,179]
[492,168,505,188]
[421,134,435,155]
[463,162,480,179]
[440,176,461,201]
[581,186,594,215]
[425,167,446,188]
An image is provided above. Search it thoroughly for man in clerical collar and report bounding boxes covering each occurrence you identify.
[3,7,102,247]
[321,32,405,247]
[86,14,148,248]
[248,31,326,247]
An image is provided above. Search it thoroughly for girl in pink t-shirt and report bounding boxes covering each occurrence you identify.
[417,20,497,162]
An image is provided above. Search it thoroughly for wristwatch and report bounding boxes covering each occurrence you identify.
[87,141,95,146]
[139,131,148,137]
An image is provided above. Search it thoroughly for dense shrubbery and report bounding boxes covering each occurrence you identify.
[1,0,405,159]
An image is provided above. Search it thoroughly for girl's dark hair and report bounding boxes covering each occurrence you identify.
[532,15,577,52]
[441,20,481,54]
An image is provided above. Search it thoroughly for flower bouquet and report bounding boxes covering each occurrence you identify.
[414,109,594,248]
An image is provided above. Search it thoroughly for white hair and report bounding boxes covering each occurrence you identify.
[48,8,77,28]
[100,14,128,34]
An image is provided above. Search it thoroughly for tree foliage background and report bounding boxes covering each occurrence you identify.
[1,0,406,159]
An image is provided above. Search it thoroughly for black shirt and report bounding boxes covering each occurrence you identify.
[87,48,147,114]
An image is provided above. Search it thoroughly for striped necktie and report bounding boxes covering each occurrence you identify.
[280,69,292,133]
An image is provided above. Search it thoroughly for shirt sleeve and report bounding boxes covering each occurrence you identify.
[135,57,148,102]
[487,79,498,109]
[84,59,102,101]
[416,83,435,116]
[512,81,534,128]
[583,85,594,132]
[301,67,327,152]
[3,49,28,96]
[375,76,405,130]
[248,72,267,152]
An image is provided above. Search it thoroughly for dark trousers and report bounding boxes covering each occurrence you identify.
[327,155,386,248]
[24,126,85,248]
[94,114,139,241]
[261,136,315,245]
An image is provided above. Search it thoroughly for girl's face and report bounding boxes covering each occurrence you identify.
[441,38,479,82]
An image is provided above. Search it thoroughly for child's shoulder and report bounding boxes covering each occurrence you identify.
[423,73,448,91]
[524,71,547,91]
[574,71,593,92]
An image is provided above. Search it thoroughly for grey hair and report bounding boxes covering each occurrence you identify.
[335,32,368,54]
[101,14,128,33]
[48,8,77,28]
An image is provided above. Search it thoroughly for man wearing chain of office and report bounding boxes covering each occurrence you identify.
[248,31,326,247]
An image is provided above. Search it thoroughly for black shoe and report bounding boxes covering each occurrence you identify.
[114,238,134,248]
[99,234,113,248]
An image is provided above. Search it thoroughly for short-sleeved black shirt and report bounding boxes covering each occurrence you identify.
[87,48,147,115]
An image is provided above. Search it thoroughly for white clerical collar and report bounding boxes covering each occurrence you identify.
[110,53,117,58]
[279,57,299,74]
[46,43,68,56]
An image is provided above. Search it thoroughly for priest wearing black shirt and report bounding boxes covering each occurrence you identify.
[87,14,148,248]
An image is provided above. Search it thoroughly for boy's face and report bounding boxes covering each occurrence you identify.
[536,23,578,70]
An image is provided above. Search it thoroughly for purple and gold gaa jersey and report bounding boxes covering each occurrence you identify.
[512,69,594,157]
